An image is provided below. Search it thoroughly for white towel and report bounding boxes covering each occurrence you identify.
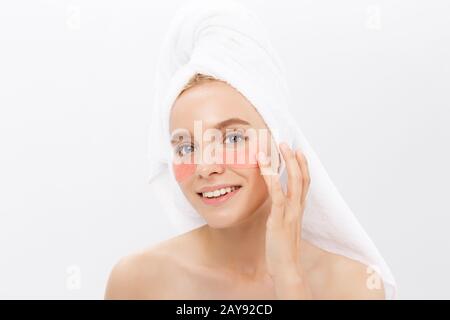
[147,0,397,299]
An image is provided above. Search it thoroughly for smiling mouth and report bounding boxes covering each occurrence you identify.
[196,185,242,205]
[197,186,241,198]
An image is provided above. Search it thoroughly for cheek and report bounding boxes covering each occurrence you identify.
[172,146,260,183]
[173,163,196,182]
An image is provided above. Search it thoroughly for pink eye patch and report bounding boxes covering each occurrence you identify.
[172,147,259,182]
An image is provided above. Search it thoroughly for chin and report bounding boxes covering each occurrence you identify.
[199,202,265,229]
[200,208,247,229]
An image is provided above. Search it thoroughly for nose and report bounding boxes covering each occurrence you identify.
[196,162,225,179]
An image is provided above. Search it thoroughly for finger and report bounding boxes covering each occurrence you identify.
[279,143,302,203]
[257,152,285,221]
[257,151,285,206]
[295,150,311,207]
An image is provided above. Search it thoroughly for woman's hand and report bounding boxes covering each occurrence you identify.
[257,142,313,299]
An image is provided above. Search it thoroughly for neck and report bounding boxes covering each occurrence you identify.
[200,197,272,281]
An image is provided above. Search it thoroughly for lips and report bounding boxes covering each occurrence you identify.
[197,184,241,194]
[196,184,242,206]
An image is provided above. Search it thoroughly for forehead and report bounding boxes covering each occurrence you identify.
[169,81,265,132]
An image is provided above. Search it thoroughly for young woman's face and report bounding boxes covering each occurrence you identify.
[169,80,279,228]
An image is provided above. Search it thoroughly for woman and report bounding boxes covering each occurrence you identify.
[105,0,396,299]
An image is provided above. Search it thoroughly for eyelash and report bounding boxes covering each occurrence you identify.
[175,143,195,158]
[224,131,247,145]
[174,131,248,157]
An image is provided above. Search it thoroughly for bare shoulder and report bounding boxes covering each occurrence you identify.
[300,240,385,299]
[104,249,168,299]
[321,250,386,300]
[104,232,197,299]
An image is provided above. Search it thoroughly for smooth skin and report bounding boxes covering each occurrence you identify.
[105,80,385,299]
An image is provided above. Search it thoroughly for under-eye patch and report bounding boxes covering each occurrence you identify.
[172,146,260,182]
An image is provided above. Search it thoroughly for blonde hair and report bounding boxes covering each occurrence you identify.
[178,73,222,97]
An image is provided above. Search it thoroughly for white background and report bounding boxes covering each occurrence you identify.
[0,0,449,299]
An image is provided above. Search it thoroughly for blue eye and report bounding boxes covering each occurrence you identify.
[175,144,195,157]
[224,132,246,145]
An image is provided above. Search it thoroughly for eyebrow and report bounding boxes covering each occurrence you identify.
[214,117,250,130]
[170,131,190,145]
[170,117,251,145]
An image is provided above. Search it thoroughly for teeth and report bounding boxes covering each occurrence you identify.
[201,186,239,198]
